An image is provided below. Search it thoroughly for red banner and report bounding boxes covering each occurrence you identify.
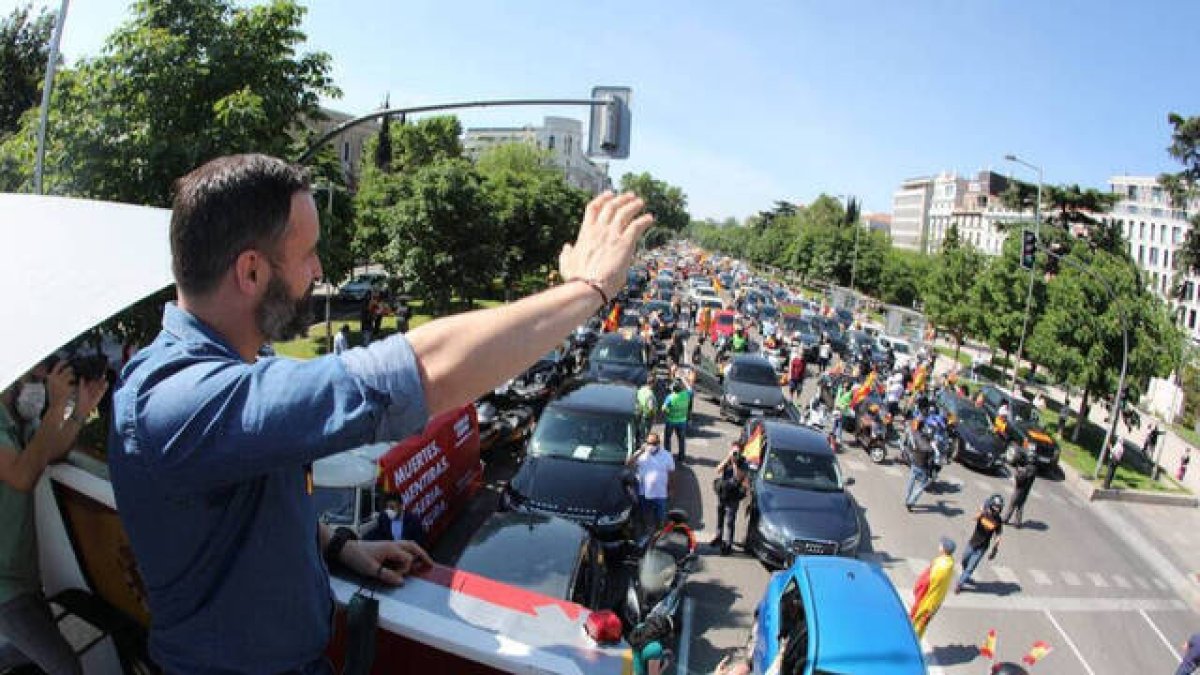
[379,405,483,544]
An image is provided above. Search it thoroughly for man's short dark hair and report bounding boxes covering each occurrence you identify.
[170,154,310,296]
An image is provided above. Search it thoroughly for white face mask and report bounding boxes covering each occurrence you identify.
[16,382,46,423]
[384,508,398,521]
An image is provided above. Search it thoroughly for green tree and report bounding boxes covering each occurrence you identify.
[878,249,930,308]
[923,242,985,359]
[619,172,690,232]
[975,230,1044,370]
[476,142,588,297]
[0,3,54,137]
[0,0,337,203]
[1160,113,1200,298]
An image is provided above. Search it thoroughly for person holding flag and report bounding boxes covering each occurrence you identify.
[910,537,956,638]
[602,301,621,333]
[850,370,878,409]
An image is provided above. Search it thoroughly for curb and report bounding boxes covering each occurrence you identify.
[1061,464,1197,508]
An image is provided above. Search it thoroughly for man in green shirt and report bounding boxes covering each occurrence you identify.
[661,380,692,461]
[0,359,107,675]
[636,375,657,440]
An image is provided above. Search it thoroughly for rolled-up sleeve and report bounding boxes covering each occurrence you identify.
[337,333,428,440]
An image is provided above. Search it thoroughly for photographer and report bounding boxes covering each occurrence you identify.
[0,358,107,675]
[710,442,750,556]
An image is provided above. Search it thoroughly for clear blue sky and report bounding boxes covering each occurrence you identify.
[10,0,1200,219]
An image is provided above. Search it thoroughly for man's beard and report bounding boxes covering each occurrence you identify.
[256,273,314,343]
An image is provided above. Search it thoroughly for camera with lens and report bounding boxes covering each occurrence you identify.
[67,354,110,382]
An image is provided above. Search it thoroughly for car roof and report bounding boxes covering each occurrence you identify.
[550,379,637,416]
[731,354,773,367]
[791,557,925,674]
[455,512,587,600]
[982,384,1030,404]
[758,420,834,457]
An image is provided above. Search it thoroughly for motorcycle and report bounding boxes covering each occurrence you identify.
[476,381,536,458]
[620,510,698,633]
[854,406,888,463]
[803,401,839,453]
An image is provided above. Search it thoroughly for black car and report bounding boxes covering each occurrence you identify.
[586,334,651,386]
[694,354,792,422]
[936,391,1005,472]
[743,420,861,567]
[812,317,848,355]
[455,512,604,608]
[504,381,640,539]
[833,308,855,330]
[977,385,1060,468]
[642,300,678,336]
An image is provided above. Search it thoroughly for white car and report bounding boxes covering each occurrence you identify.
[338,273,387,301]
[876,335,916,369]
[690,287,720,304]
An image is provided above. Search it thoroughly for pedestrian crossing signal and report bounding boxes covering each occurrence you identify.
[1021,230,1036,270]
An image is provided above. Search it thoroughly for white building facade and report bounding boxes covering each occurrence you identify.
[890,177,934,251]
[1103,175,1200,341]
[462,116,612,194]
[894,169,1032,256]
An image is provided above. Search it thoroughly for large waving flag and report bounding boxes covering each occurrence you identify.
[851,371,877,408]
[908,364,928,393]
[742,424,765,467]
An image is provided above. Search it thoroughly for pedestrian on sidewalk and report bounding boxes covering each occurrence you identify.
[910,537,956,639]
[955,495,1004,593]
[333,324,350,355]
[904,421,935,512]
[1180,448,1192,482]
[1105,437,1126,487]
[710,443,750,556]
[1176,632,1200,675]
[628,433,675,530]
[1004,454,1037,528]
[661,380,692,461]
[1145,423,1162,457]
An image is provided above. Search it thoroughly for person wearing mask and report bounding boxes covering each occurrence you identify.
[661,381,693,461]
[363,496,425,547]
[628,433,675,530]
[0,359,108,675]
[107,155,653,674]
[787,351,806,400]
[333,324,350,355]
[956,495,1005,593]
[817,338,832,374]
[905,421,936,512]
[636,375,657,440]
[1003,454,1038,528]
[910,537,956,639]
[710,444,750,555]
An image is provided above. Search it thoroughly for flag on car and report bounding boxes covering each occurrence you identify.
[980,629,997,660]
[1022,640,1052,666]
[742,425,765,467]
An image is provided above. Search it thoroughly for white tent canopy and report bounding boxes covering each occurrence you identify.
[1,193,174,391]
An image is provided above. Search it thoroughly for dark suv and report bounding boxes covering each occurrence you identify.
[503,381,640,539]
[977,385,1060,469]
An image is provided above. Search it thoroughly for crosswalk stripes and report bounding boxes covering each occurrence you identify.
[1029,569,1053,585]
[1112,574,1132,589]
[991,565,1020,584]
[1061,571,1082,586]
[1088,573,1109,588]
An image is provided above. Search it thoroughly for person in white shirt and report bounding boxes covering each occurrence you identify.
[333,324,350,354]
[628,432,675,529]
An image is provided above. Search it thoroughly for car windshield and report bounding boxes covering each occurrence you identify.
[593,339,644,365]
[892,342,912,354]
[530,408,632,464]
[1007,398,1037,423]
[729,362,779,386]
[762,449,843,491]
[955,406,992,432]
[645,301,673,317]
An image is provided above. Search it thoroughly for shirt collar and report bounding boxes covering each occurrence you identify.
[160,303,246,361]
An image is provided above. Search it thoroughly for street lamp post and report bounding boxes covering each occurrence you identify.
[1005,154,1043,390]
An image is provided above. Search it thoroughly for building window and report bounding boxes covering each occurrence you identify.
[548,135,555,150]
[1190,309,1197,330]
[1150,247,1158,266]
[1163,274,1170,295]
[565,136,572,155]
[1164,251,1171,269]
[1140,222,1146,239]
[1174,226,1182,244]
[1128,185,1138,200]
[342,141,350,162]
[1151,223,1157,241]
[1138,245,1145,264]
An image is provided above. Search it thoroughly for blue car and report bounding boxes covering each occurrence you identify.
[751,556,926,674]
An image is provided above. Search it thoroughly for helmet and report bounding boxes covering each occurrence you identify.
[987,493,1005,513]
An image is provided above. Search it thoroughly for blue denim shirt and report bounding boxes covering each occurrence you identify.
[108,304,427,674]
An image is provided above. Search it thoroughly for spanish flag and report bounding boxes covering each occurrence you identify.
[602,303,621,333]
[908,364,928,393]
[743,425,765,468]
[850,371,877,408]
[1022,640,1052,666]
[980,629,997,660]
[713,275,723,292]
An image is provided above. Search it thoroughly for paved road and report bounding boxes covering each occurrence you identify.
[434,348,1199,674]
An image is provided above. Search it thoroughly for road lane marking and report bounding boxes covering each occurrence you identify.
[678,597,694,674]
[1132,576,1151,590]
[1112,574,1132,589]
[992,565,1019,584]
[1087,573,1108,588]
[1029,569,1053,586]
[1152,578,1169,591]
[1061,571,1082,586]
[1045,609,1097,675]
[1139,608,1182,662]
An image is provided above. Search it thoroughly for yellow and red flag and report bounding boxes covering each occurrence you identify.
[602,303,621,333]
[742,425,765,468]
[851,371,877,408]
[980,629,997,660]
[908,364,928,393]
[1022,640,1052,666]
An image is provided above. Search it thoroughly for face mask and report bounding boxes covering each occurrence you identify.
[16,382,47,423]
[384,508,398,520]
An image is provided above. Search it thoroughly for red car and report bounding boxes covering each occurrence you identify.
[709,310,737,343]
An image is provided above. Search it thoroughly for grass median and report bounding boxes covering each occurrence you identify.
[1039,408,1188,493]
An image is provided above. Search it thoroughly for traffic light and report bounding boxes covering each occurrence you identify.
[588,87,632,159]
[1020,229,1037,270]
